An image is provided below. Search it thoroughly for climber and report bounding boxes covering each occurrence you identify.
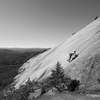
[94,16,98,20]
[68,53,74,62]
[67,52,74,62]
[67,51,79,62]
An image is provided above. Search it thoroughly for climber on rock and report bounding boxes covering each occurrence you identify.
[68,52,74,61]
[67,51,79,62]
[94,16,98,20]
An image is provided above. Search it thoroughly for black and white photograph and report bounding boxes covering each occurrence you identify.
[0,0,100,100]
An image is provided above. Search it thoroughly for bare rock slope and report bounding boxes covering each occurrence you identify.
[14,18,100,89]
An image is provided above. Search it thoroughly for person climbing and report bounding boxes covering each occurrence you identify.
[69,52,74,61]
[67,51,79,62]
[67,52,74,62]
[71,51,78,62]
[94,16,98,20]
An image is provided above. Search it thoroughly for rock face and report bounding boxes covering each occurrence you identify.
[14,18,100,89]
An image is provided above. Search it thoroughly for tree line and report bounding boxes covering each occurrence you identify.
[0,61,80,100]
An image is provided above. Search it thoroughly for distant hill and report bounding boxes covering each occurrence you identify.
[0,48,49,90]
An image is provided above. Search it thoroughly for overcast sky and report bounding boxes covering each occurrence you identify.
[0,0,100,48]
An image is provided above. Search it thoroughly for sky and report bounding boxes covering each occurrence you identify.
[0,0,100,48]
